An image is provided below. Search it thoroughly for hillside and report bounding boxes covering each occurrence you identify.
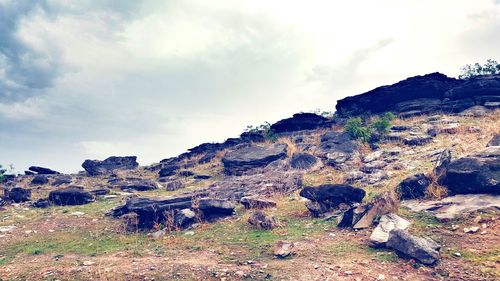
[1,73,499,281]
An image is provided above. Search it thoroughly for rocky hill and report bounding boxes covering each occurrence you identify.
[0,73,499,280]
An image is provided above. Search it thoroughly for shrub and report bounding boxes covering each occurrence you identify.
[459,59,500,79]
[345,117,371,142]
[0,165,6,182]
[372,112,395,134]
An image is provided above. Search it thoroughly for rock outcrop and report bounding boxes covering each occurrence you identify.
[48,186,94,206]
[439,146,499,194]
[336,73,500,117]
[300,184,365,217]
[289,153,319,170]
[28,166,60,175]
[269,113,329,133]
[82,156,139,176]
[4,187,31,203]
[222,144,287,175]
[248,210,278,230]
[397,174,431,200]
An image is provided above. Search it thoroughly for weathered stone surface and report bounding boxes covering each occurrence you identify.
[82,156,138,176]
[193,174,211,180]
[28,166,60,175]
[32,198,50,208]
[270,113,329,133]
[386,229,440,265]
[116,179,158,191]
[338,205,370,228]
[397,173,432,200]
[353,192,399,229]
[336,73,500,117]
[290,153,318,170]
[434,149,452,176]
[197,198,235,221]
[248,210,278,230]
[274,241,294,258]
[52,175,72,186]
[166,181,184,191]
[487,134,500,147]
[363,151,383,163]
[300,184,365,217]
[240,197,277,209]
[370,214,411,246]
[31,175,48,185]
[361,160,387,173]
[402,194,500,221]
[403,135,433,146]
[49,186,94,206]
[439,146,499,194]
[178,170,195,177]
[222,144,287,175]
[158,165,180,177]
[4,187,31,203]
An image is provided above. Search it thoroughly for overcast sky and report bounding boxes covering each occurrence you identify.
[0,0,499,173]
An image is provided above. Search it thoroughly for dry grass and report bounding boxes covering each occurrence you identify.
[276,137,301,157]
[425,171,448,199]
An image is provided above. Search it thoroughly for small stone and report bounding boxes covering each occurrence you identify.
[377,274,385,280]
[184,231,195,236]
[463,226,480,233]
[314,265,319,269]
[83,261,95,266]
[344,271,353,275]
[71,211,85,216]
[472,215,482,223]
[453,252,461,257]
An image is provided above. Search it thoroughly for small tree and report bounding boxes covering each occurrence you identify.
[372,112,395,134]
[0,165,6,182]
[459,59,500,79]
[345,117,371,143]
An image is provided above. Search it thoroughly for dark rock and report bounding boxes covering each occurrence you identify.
[434,149,452,176]
[240,197,277,209]
[397,173,431,200]
[158,165,180,177]
[290,153,318,170]
[118,179,158,191]
[248,210,278,230]
[31,175,48,185]
[353,192,399,229]
[403,135,433,146]
[337,205,370,228]
[24,171,36,176]
[390,125,410,131]
[439,147,499,194]
[28,166,60,175]
[300,184,365,206]
[270,113,329,133]
[386,229,440,265]
[52,175,72,186]
[240,131,266,142]
[166,181,184,191]
[90,189,110,196]
[197,198,235,221]
[178,170,194,177]
[48,186,94,206]
[487,134,500,147]
[198,151,217,164]
[193,174,211,180]
[4,187,31,203]
[222,144,287,175]
[82,156,138,176]
[336,73,500,117]
[32,198,50,208]
[171,209,196,230]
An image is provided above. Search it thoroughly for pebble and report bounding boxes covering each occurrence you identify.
[83,261,95,266]
[464,226,480,233]
[377,274,385,280]
[453,252,461,257]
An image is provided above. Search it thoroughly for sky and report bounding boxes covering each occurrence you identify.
[0,0,499,173]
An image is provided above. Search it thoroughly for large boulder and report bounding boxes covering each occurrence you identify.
[369,214,411,246]
[248,210,278,230]
[4,187,31,203]
[116,179,158,191]
[31,175,49,185]
[397,173,432,200]
[222,144,287,175]
[197,198,235,221]
[270,113,329,133]
[289,153,318,170]
[82,156,139,176]
[439,146,499,194]
[335,73,500,117]
[300,184,365,217]
[28,166,59,175]
[487,134,500,147]
[386,229,440,266]
[48,186,94,206]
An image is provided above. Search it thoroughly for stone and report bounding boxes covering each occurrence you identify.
[170,209,196,230]
[248,210,278,230]
[158,165,180,177]
[32,198,50,208]
[337,205,370,228]
[300,184,365,206]
[222,144,287,175]
[166,181,184,191]
[289,153,318,170]
[52,175,72,186]
[48,186,94,206]
[487,134,500,147]
[460,105,490,117]
[346,171,365,182]
[360,160,387,173]
[31,175,48,185]
[28,166,60,175]
[434,149,451,176]
[369,214,411,246]
[193,174,211,180]
[240,197,277,209]
[365,170,389,184]
[439,146,499,194]
[4,187,31,203]
[82,156,139,176]
[198,151,217,164]
[402,194,500,221]
[270,113,329,133]
[397,173,432,200]
[386,229,440,265]
[197,198,235,221]
[90,189,110,196]
[403,135,433,146]
[178,170,195,177]
[363,151,384,163]
[353,192,399,229]
[463,226,480,233]
[117,179,158,191]
[320,132,358,157]
[274,241,294,258]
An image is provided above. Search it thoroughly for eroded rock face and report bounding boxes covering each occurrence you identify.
[116,179,158,192]
[31,175,49,185]
[197,198,235,221]
[386,229,440,266]
[240,197,277,209]
[397,173,431,200]
[439,146,499,194]
[82,156,139,176]
[4,187,31,203]
[158,165,180,177]
[370,214,411,246]
[48,186,94,206]
[222,144,287,175]
[487,134,500,147]
[270,113,329,133]
[300,184,365,217]
[290,153,318,170]
[248,210,278,230]
[336,73,500,117]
